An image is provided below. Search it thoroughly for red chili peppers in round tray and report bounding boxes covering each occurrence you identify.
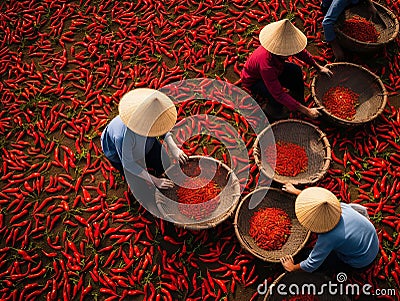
[341,15,380,43]
[322,86,359,120]
[265,141,309,177]
[176,177,221,221]
[249,207,292,251]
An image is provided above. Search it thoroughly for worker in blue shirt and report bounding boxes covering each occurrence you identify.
[321,0,377,60]
[101,88,188,190]
[280,184,379,273]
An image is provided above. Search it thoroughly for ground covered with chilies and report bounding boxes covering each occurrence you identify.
[0,0,400,300]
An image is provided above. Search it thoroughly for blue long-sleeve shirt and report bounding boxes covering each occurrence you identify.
[300,203,379,272]
[101,116,169,176]
[322,0,360,42]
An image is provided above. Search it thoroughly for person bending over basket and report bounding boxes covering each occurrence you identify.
[280,184,379,273]
[101,88,188,190]
[241,19,332,121]
[321,0,377,60]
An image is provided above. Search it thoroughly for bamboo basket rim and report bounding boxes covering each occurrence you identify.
[234,187,311,263]
[253,119,332,185]
[311,62,388,126]
[155,155,241,230]
[334,1,399,46]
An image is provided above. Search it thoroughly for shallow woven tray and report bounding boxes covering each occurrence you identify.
[155,155,241,230]
[335,1,399,52]
[264,272,351,301]
[234,187,310,263]
[311,62,387,126]
[253,119,331,185]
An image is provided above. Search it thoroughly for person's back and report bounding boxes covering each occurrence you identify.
[320,203,379,268]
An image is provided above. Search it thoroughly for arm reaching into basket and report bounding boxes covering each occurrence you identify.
[280,185,379,274]
[321,0,377,61]
[281,255,302,272]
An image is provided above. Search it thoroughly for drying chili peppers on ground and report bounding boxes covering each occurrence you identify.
[176,177,221,221]
[341,15,380,43]
[249,208,292,251]
[265,141,309,177]
[0,0,399,300]
[322,86,360,120]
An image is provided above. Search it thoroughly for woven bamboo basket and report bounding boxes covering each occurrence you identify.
[311,62,387,126]
[253,119,331,185]
[264,271,351,301]
[234,187,310,263]
[335,1,399,52]
[155,156,241,230]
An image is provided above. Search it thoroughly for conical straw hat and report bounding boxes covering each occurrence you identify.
[295,187,342,233]
[119,88,177,137]
[259,19,307,56]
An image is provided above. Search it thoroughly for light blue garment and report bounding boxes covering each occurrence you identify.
[300,203,379,272]
[101,116,161,176]
[322,0,360,42]
[100,116,126,164]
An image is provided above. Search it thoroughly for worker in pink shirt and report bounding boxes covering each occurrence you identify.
[241,19,332,121]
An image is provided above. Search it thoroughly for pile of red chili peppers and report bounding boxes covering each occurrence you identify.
[342,15,380,43]
[0,0,399,300]
[265,141,309,177]
[322,86,359,120]
[176,177,221,221]
[249,207,292,251]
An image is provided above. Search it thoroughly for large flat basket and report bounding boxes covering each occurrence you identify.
[155,156,241,230]
[311,62,387,126]
[254,119,331,185]
[234,187,310,263]
[335,1,399,52]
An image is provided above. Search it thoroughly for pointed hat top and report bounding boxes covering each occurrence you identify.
[119,88,177,137]
[259,19,307,56]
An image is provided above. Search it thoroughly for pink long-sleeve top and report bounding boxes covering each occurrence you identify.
[241,46,318,111]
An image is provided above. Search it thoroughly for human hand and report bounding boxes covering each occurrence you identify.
[153,177,174,189]
[171,148,189,165]
[306,108,321,119]
[280,255,296,272]
[319,66,333,77]
[282,183,301,195]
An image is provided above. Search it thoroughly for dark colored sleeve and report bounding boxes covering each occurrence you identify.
[259,62,301,111]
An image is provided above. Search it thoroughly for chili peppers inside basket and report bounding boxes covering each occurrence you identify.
[322,86,360,120]
[248,207,292,251]
[176,177,221,221]
[265,141,309,177]
[341,15,380,43]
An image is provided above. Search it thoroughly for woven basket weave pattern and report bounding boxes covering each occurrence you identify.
[254,120,331,185]
[311,63,387,126]
[156,156,241,230]
[234,188,310,263]
[335,1,399,52]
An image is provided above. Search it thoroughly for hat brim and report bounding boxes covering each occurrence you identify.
[119,89,177,137]
[259,19,307,56]
[295,187,342,233]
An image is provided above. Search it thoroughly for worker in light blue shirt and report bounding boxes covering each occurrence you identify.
[321,0,377,60]
[280,185,379,273]
[101,88,188,190]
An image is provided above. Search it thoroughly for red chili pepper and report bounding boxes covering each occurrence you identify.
[322,86,359,120]
[249,207,292,250]
[341,16,380,42]
[265,141,308,177]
